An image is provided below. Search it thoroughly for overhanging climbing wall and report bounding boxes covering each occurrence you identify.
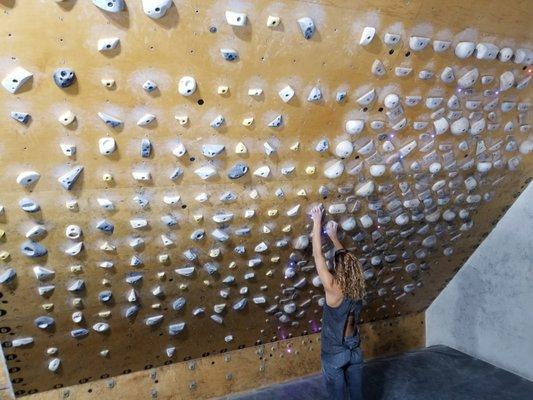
[0,0,531,396]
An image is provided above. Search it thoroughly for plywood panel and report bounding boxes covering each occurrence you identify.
[9,313,423,400]
[0,0,531,396]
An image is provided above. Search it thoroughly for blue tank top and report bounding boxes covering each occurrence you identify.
[321,297,362,355]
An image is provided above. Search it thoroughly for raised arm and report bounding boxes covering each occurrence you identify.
[310,204,335,291]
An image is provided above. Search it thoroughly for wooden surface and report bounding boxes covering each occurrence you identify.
[0,0,531,396]
[1,313,424,400]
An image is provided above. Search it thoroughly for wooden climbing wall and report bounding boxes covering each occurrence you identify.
[0,0,531,397]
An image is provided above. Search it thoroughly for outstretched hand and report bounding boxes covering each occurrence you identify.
[325,220,338,240]
[310,204,323,225]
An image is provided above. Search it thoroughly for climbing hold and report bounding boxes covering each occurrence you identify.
[53,68,76,88]
[11,111,30,124]
[297,17,315,40]
[142,0,173,19]
[225,10,247,26]
[359,27,376,46]
[92,0,124,12]
[97,37,120,52]
[2,67,33,94]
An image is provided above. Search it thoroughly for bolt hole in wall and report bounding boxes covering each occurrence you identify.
[0,0,531,396]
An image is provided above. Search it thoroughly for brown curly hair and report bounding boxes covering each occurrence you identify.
[332,250,366,300]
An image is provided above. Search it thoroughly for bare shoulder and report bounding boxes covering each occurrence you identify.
[325,286,344,308]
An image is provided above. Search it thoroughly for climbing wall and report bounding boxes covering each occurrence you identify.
[0,0,531,396]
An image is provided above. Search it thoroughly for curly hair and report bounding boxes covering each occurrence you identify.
[332,250,366,300]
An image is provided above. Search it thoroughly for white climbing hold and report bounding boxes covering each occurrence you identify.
[345,120,364,134]
[225,10,247,26]
[92,0,124,13]
[58,110,76,126]
[98,137,116,155]
[356,181,374,197]
[409,36,430,51]
[253,166,270,178]
[455,42,476,59]
[97,37,120,52]
[142,0,173,19]
[356,88,376,106]
[384,33,401,45]
[137,113,156,126]
[2,67,33,94]
[16,171,40,188]
[297,17,315,40]
[359,27,376,46]
[324,160,344,179]
[178,76,197,96]
[194,165,217,180]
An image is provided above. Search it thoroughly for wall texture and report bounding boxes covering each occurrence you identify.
[0,0,532,397]
[426,182,533,381]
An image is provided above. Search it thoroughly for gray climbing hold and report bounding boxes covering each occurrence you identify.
[10,111,30,124]
[125,272,143,285]
[33,266,55,281]
[125,305,140,319]
[190,229,205,241]
[175,266,195,277]
[36,284,54,297]
[220,191,237,202]
[99,290,113,303]
[168,322,185,335]
[141,139,152,158]
[235,227,251,236]
[58,166,83,190]
[11,337,34,347]
[34,316,55,330]
[203,262,219,275]
[172,297,186,311]
[71,328,89,339]
[53,68,76,88]
[96,220,114,233]
[297,17,315,39]
[0,268,16,284]
[92,322,110,333]
[21,241,47,257]
[19,197,40,212]
[67,279,85,292]
[232,298,247,311]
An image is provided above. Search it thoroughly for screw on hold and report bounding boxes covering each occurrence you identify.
[189,381,197,390]
[226,373,233,381]
[150,370,157,380]
[62,389,70,398]
[151,388,158,398]
[187,361,196,371]
[224,355,231,363]
[106,379,115,388]
[259,364,265,372]
[256,346,264,357]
